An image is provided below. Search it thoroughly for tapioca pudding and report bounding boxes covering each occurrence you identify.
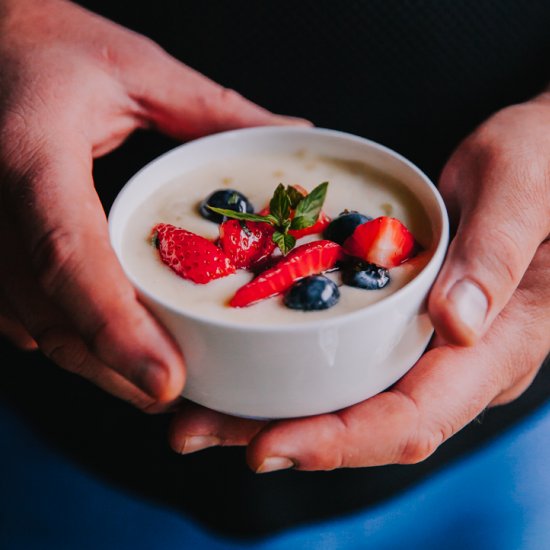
[121,150,433,326]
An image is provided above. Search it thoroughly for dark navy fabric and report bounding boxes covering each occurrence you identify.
[3,396,550,549]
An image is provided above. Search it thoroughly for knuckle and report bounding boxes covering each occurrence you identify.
[398,428,445,465]
[37,325,89,375]
[481,227,524,286]
[456,225,525,291]
[201,86,242,121]
[391,390,447,465]
[120,33,170,73]
[30,227,85,295]
[95,27,167,71]
[132,34,167,59]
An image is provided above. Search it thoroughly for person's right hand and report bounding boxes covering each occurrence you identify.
[0,0,304,411]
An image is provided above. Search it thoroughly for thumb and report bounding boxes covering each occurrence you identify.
[428,145,550,346]
[124,42,310,138]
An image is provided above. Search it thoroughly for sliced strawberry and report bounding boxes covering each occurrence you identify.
[289,210,331,239]
[343,216,415,268]
[219,219,276,269]
[230,240,345,307]
[153,223,235,284]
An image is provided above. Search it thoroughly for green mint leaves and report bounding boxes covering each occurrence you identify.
[290,183,328,230]
[269,183,291,221]
[272,230,296,255]
[208,181,328,254]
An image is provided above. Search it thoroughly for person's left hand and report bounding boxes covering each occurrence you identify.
[169,93,550,472]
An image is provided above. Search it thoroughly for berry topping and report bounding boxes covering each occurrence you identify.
[152,223,235,284]
[219,219,276,269]
[209,182,329,255]
[230,240,345,307]
[323,210,372,245]
[284,275,340,311]
[342,260,390,290]
[199,189,254,224]
[343,216,415,268]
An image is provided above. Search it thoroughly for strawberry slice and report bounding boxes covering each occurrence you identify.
[230,240,345,307]
[219,219,276,269]
[152,223,235,284]
[289,210,331,239]
[343,216,415,268]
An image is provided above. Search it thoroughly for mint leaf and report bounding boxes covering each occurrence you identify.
[290,181,328,230]
[269,183,291,222]
[287,185,304,209]
[272,230,296,255]
[207,206,276,224]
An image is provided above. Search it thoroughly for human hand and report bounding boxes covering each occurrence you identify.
[169,93,550,470]
[0,0,305,411]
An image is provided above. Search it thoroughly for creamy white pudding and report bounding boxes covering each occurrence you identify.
[121,150,433,326]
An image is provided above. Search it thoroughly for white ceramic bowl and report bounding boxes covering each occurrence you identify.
[109,127,449,419]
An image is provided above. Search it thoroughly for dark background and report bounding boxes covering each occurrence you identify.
[2,0,550,539]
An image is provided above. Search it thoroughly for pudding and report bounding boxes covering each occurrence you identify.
[121,150,433,325]
[109,127,448,418]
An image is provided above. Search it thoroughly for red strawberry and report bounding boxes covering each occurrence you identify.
[230,240,345,307]
[343,216,415,268]
[219,219,276,269]
[289,210,331,239]
[152,223,235,284]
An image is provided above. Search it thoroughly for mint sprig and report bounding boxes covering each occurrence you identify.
[208,181,329,254]
[290,182,328,230]
[272,231,296,255]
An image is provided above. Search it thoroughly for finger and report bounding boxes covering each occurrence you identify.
[489,240,550,406]
[0,243,175,412]
[2,135,185,403]
[33,324,169,413]
[246,248,550,472]
[247,347,495,472]
[169,401,266,454]
[429,122,550,346]
[122,41,310,138]
[0,314,37,351]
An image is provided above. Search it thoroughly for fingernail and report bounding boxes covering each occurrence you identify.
[180,435,221,454]
[447,279,488,335]
[256,457,295,474]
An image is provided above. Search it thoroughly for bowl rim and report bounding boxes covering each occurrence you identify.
[108,126,449,333]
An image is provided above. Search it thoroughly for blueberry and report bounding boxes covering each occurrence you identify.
[342,260,390,290]
[323,210,372,244]
[284,275,340,311]
[199,189,254,224]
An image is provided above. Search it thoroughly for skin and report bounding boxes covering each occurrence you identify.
[0,0,306,412]
[1,0,548,471]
